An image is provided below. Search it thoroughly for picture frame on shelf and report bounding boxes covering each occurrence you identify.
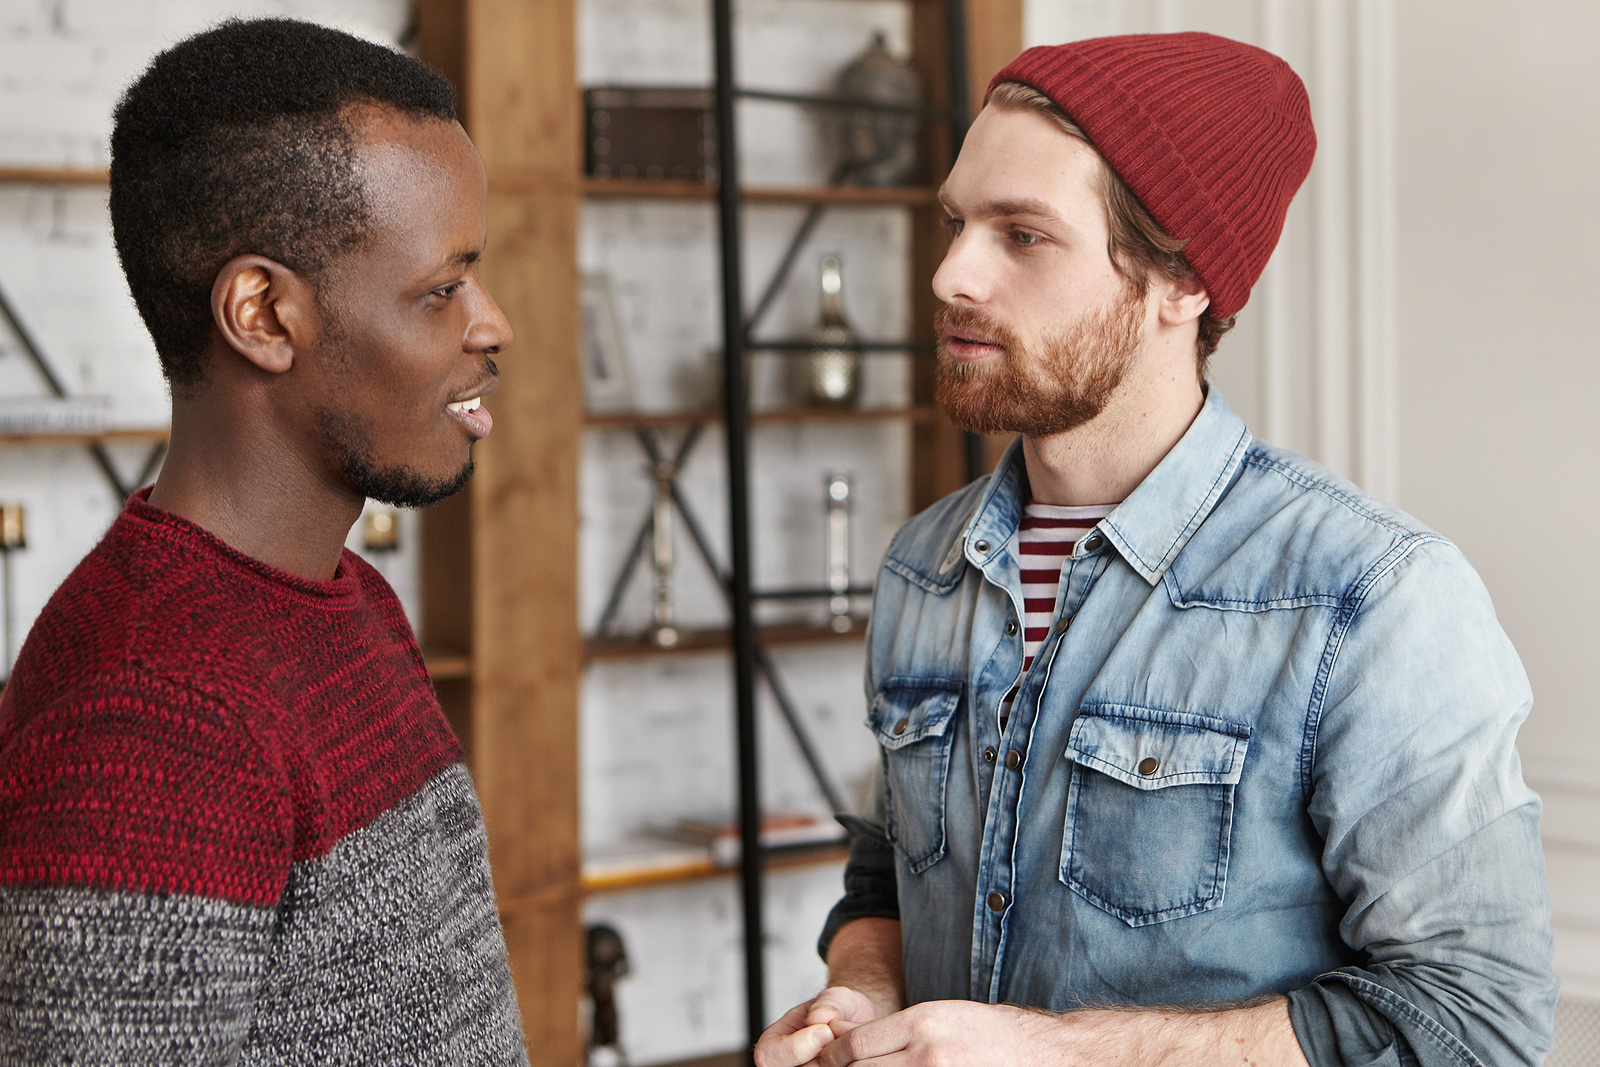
[581,272,636,415]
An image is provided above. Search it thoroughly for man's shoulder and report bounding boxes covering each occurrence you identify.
[13,509,250,695]
[1171,438,1463,607]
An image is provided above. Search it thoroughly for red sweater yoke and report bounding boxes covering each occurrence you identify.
[0,492,461,906]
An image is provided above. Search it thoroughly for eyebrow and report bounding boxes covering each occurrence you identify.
[937,185,1064,225]
[425,248,481,277]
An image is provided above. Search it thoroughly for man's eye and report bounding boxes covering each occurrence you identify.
[943,217,964,236]
[431,281,464,300]
[1011,230,1040,247]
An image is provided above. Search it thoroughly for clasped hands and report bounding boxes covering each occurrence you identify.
[754,986,1064,1067]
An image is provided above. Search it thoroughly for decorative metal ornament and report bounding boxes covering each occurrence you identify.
[798,255,861,409]
[1,503,23,679]
[362,506,401,552]
[586,922,631,1063]
[0,505,24,550]
[834,32,922,187]
[650,459,679,648]
[824,471,853,632]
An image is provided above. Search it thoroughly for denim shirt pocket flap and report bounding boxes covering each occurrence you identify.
[1065,706,1250,791]
[868,679,963,751]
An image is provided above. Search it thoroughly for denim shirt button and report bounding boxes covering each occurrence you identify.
[1005,750,1022,770]
[1005,619,1018,636]
[983,746,997,763]
[1054,617,1070,635]
[1138,757,1159,776]
[893,717,909,736]
[986,891,1007,912]
[1081,531,1106,553]
[974,539,991,553]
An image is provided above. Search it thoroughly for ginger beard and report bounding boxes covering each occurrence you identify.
[935,282,1148,437]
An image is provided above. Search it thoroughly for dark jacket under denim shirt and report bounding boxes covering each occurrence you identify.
[822,387,1557,1067]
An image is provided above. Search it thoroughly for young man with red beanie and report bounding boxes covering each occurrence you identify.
[0,20,527,1063]
[758,32,1554,1067]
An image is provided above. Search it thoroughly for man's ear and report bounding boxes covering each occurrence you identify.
[1157,272,1210,328]
[210,255,317,375]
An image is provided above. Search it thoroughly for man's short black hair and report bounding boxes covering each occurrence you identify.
[109,18,457,390]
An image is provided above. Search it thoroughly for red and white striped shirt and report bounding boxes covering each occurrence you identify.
[1019,501,1116,670]
[1001,500,1117,724]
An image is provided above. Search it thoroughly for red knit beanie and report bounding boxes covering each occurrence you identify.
[989,33,1315,319]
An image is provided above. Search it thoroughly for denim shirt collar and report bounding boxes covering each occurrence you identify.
[962,386,1253,587]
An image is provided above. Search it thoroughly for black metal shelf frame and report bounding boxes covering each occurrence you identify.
[707,0,973,1050]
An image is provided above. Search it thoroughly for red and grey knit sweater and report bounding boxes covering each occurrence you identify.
[0,491,528,1065]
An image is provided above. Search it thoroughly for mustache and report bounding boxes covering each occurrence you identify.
[934,302,1020,352]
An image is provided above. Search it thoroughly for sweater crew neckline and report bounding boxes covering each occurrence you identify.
[123,488,364,605]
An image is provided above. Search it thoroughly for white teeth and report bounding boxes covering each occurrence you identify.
[447,397,482,413]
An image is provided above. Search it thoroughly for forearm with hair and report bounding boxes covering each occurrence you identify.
[1046,997,1310,1067]
[824,917,905,1019]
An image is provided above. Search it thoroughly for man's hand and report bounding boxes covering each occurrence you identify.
[816,1000,1066,1067]
[754,986,880,1067]
[755,916,907,1067]
[814,996,1310,1067]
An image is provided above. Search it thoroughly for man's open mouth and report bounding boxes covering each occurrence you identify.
[445,395,493,439]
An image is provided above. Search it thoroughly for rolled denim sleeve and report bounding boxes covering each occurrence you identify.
[817,812,900,961]
[1287,538,1557,1067]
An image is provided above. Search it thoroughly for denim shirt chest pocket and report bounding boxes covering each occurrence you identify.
[1061,704,1251,927]
[869,677,963,874]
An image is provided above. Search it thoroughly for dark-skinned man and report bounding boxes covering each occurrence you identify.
[0,19,525,1064]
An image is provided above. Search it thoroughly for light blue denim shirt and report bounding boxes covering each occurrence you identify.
[824,388,1556,1067]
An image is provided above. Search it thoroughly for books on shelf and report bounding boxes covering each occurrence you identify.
[654,811,846,868]
[0,396,109,434]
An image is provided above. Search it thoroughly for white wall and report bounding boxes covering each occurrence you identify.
[1393,0,1600,999]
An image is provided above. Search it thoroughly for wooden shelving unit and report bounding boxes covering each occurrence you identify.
[583,404,934,432]
[584,619,864,663]
[421,649,473,680]
[584,175,939,205]
[582,843,849,895]
[0,166,107,185]
[0,427,167,446]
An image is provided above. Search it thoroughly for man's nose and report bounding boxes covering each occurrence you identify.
[932,230,986,307]
[468,282,513,355]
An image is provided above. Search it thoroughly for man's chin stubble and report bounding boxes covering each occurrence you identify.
[347,457,474,508]
[316,407,476,508]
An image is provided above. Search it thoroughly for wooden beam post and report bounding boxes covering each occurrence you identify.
[419,0,585,1062]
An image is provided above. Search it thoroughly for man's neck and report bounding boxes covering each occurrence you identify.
[1021,367,1205,507]
[148,401,363,583]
